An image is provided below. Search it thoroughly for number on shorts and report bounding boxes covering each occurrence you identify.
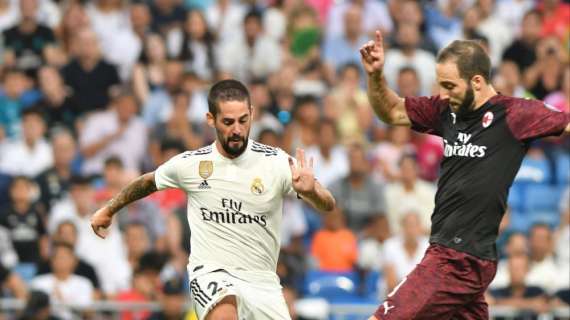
[387,276,407,298]
[208,281,221,296]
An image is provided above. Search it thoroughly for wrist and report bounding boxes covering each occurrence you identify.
[368,69,383,78]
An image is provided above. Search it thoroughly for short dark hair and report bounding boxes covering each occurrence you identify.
[436,40,491,82]
[51,241,75,255]
[243,8,263,25]
[104,156,124,169]
[160,137,186,154]
[398,66,418,77]
[207,79,251,117]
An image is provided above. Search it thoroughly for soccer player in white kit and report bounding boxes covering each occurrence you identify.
[90,80,336,320]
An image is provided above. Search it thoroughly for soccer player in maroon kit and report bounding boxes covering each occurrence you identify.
[360,31,570,320]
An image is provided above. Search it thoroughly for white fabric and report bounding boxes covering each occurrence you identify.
[496,0,534,37]
[305,146,349,188]
[477,14,513,67]
[489,259,509,290]
[205,2,246,44]
[326,0,393,39]
[0,139,53,177]
[0,1,18,32]
[189,264,290,320]
[383,49,437,96]
[155,140,295,275]
[526,256,562,294]
[280,196,307,247]
[31,274,93,320]
[358,238,384,271]
[80,110,147,176]
[385,180,436,234]
[382,235,429,281]
[49,197,131,295]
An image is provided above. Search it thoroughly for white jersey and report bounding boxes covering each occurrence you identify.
[155,140,295,276]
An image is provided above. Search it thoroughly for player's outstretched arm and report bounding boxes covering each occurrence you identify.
[289,148,335,212]
[90,172,158,239]
[360,30,411,126]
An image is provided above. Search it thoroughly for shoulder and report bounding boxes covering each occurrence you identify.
[183,144,214,158]
[249,141,281,158]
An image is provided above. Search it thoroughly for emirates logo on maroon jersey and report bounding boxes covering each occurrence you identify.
[482,111,494,128]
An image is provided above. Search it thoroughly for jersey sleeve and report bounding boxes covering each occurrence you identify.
[506,99,570,141]
[404,96,447,136]
[154,153,188,190]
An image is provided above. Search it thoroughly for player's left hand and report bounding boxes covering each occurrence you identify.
[289,148,316,196]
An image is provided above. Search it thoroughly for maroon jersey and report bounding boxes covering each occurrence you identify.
[405,94,570,260]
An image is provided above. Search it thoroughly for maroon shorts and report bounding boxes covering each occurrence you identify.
[374,244,498,320]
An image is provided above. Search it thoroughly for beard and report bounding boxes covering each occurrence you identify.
[218,131,249,157]
[455,85,475,119]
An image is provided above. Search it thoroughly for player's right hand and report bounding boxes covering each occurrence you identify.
[360,30,385,75]
[90,207,113,239]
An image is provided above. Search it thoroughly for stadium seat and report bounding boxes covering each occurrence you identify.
[528,210,560,229]
[304,271,361,303]
[362,270,382,302]
[508,210,530,233]
[514,157,551,184]
[507,183,524,211]
[0,173,12,206]
[555,153,570,185]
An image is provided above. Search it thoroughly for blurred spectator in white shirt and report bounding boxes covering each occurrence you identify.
[474,0,512,66]
[526,223,560,294]
[382,212,429,296]
[326,0,393,39]
[0,107,53,178]
[490,232,529,290]
[218,9,281,83]
[205,0,245,44]
[385,154,435,235]
[305,119,349,188]
[80,88,147,176]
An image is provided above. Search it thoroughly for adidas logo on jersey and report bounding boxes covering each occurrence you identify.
[198,180,210,189]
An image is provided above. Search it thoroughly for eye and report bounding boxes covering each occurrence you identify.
[223,120,233,126]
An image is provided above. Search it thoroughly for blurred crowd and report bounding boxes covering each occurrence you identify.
[0,0,568,319]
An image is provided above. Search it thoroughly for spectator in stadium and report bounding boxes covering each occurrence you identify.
[175,9,219,82]
[132,33,168,104]
[61,28,121,116]
[389,0,438,55]
[36,66,75,130]
[305,119,349,188]
[526,223,559,294]
[0,262,27,300]
[128,1,152,41]
[425,0,464,50]
[330,143,386,231]
[323,4,368,76]
[148,278,188,320]
[385,154,435,235]
[249,79,283,141]
[18,290,55,320]
[492,61,534,99]
[205,0,246,44]
[539,0,570,41]
[383,22,436,96]
[149,0,186,37]
[124,222,152,270]
[282,96,320,154]
[523,36,565,100]
[35,128,76,212]
[79,88,147,176]
[490,232,529,290]
[0,176,48,270]
[1,0,56,75]
[324,63,373,144]
[218,9,281,82]
[151,90,203,152]
[358,215,391,273]
[474,0,512,66]
[396,66,421,98]
[0,69,40,139]
[36,221,101,299]
[116,267,155,320]
[371,126,415,183]
[0,107,52,177]
[489,254,549,316]
[325,0,393,39]
[0,0,18,32]
[31,242,94,320]
[382,212,429,296]
[49,176,131,296]
[502,9,541,74]
[311,208,358,272]
[55,1,90,54]
[555,187,570,271]
[544,66,570,113]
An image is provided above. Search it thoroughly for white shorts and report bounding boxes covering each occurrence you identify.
[188,264,291,320]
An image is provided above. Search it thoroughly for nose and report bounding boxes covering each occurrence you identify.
[439,88,450,100]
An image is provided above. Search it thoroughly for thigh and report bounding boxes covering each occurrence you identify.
[190,270,240,320]
[206,296,238,320]
[239,282,291,320]
[451,293,489,320]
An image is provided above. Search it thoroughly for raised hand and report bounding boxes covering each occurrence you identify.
[288,148,315,195]
[360,30,385,75]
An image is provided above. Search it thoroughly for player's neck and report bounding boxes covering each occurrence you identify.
[473,85,498,111]
[215,140,247,160]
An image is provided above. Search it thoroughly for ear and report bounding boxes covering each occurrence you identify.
[471,75,484,91]
[206,112,215,128]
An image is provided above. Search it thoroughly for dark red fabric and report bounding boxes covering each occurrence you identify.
[374,244,497,320]
[505,97,570,142]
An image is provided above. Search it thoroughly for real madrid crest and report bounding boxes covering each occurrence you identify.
[198,161,213,179]
[251,177,264,195]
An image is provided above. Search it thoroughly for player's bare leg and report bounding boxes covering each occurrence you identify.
[206,296,238,320]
